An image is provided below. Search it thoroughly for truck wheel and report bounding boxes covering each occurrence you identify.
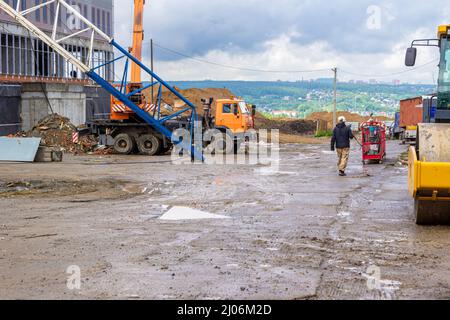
[234,139,239,154]
[207,132,233,154]
[114,133,135,155]
[160,143,173,154]
[137,134,161,155]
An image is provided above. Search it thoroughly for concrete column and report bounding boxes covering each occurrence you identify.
[20,83,86,131]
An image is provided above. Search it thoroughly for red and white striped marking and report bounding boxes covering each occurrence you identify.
[112,103,156,114]
[72,132,79,144]
[143,104,156,113]
[112,104,129,113]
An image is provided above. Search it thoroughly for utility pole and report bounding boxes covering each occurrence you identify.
[332,67,337,128]
[150,38,154,104]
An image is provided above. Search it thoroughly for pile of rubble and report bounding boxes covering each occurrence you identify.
[16,114,105,154]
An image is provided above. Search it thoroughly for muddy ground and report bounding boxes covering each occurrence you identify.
[0,140,449,299]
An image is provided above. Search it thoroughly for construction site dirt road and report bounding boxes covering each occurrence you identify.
[0,140,449,299]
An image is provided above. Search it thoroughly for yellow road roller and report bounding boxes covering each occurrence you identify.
[405,25,450,224]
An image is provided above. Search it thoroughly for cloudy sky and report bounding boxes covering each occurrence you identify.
[113,0,449,83]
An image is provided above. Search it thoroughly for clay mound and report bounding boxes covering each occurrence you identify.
[306,111,392,127]
[143,87,236,115]
[255,113,316,135]
[143,86,317,135]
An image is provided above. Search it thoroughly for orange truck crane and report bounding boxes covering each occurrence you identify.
[130,0,144,86]
[92,0,257,155]
[110,0,148,120]
[105,0,257,155]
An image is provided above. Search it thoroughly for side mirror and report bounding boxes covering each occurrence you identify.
[233,106,239,116]
[251,105,256,116]
[405,47,417,66]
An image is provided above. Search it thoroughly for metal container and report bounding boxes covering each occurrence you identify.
[399,96,423,127]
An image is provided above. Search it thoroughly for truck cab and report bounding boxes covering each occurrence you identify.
[214,99,255,136]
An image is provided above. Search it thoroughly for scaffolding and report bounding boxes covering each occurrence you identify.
[0,0,113,82]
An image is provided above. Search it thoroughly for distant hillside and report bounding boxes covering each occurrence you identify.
[165,80,436,118]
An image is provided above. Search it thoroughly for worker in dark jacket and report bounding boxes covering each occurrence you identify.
[331,116,354,176]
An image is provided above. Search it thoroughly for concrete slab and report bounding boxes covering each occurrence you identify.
[0,137,41,162]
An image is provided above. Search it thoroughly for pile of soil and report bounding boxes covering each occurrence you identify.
[142,86,321,140]
[143,86,317,135]
[305,111,392,128]
[142,87,236,115]
[255,113,316,135]
[16,114,98,154]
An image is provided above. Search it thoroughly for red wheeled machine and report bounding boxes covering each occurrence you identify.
[360,120,386,164]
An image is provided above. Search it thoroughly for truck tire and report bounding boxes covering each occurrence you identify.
[214,132,234,154]
[137,134,161,155]
[160,143,173,154]
[114,133,135,155]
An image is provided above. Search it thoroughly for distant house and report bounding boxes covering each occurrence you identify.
[271,110,298,118]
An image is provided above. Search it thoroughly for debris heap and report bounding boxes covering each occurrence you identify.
[17,114,99,154]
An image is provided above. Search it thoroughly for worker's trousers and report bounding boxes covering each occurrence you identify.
[336,148,350,172]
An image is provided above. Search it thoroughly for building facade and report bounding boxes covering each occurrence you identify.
[0,0,115,135]
[0,0,114,82]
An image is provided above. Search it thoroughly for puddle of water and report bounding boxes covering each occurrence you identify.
[380,279,402,291]
[297,153,315,160]
[337,211,351,217]
[255,167,297,176]
[159,206,230,221]
[164,232,202,246]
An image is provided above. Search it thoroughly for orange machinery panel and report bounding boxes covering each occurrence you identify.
[399,96,423,127]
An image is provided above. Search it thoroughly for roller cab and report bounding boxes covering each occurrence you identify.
[405,25,450,224]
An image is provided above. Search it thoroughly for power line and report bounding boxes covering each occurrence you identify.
[151,42,331,74]
[149,41,439,79]
[340,59,439,78]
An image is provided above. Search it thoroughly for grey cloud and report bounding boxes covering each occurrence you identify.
[113,0,449,62]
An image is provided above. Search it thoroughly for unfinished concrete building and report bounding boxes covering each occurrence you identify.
[0,0,114,135]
